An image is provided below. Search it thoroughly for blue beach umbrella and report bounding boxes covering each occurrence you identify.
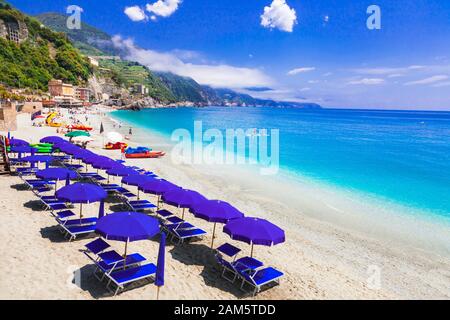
[162,189,207,219]
[155,232,166,300]
[95,212,160,266]
[139,179,181,208]
[9,138,29,147]
[36,168,78,193]
[56,182,108,218]
[106,166,139,184]
[190,200,245,248]
[223,217,285,257]
[40,136,64,144]
[122,174,156,199]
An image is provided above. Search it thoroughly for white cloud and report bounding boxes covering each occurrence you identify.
[404,75,449,86]
[300,87,311,92]
[432,81,450,88]
[348,78,385,85]
[287,67,315,75]
[124,6,147,22]
[353,65,426,76]
[146,0,181,17]
[261,0,297,32]
[308,80,319,84]
[112,36,273,89]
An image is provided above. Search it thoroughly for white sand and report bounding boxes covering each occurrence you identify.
[0,110,449,300]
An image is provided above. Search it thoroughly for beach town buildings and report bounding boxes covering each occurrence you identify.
[0,100,18,131]
[48,79,92,104]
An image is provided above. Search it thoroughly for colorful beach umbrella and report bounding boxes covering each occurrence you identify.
[190,200,245,248]
[40,136,64,144]
[122,174,155,200]
[223,217,285,257]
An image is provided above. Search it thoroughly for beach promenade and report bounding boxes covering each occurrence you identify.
[0,111,449,300]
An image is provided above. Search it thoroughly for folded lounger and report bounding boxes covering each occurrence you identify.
[106,263,157,296]
[239,267,284,296]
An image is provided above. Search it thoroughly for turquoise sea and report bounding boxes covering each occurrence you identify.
[112,107,450,221]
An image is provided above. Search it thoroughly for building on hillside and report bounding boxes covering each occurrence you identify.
[0,18,28,44]
[75,87,91,102]
[48,79,75,99]
[132,84,149,96]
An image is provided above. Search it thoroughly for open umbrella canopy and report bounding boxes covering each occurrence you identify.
[162,189,207,209]
[65,131,90,138]
[139,179,180,195]
[122,174,155,187]
[106,131,123,143]
[72,136,94,143]
[56,182,107,204]
[106,166,139,177]
[223,217,285,246]
[96,212,160,242]
[91,158,123,170]
[36,168,77,181]
[9,138,29,147]
[190,200,244,223]
[72,150,96,160]
[83,155,106,165]
[40,136,64,144]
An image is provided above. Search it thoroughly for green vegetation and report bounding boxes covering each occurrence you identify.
[98,60,177,103]
[36,12,117,56]
[0,4,92,91]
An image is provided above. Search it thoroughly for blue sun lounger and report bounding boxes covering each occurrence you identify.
[105,263,157,296]
[84,238,111,257]
[215,243,242,282]
[171,227,207,244]
[58,217,98,227]
[238,267,284,296]
[60,224,97,241]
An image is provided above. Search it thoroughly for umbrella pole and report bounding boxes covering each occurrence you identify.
[250,243,254,258]
[181,207,185,220]
[211,223,217,249]
[107,174,109,183]
[137,188,140,200]
[79,203,83,219]
[157,195,161,210]
[156,286,161,300]
[123,240,128,268]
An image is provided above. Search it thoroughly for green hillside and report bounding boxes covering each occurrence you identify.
[35,12,116,56]
[98,59,177,103]
[0,2,92,91]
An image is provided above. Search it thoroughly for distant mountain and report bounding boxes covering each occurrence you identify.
[35,12,321,109]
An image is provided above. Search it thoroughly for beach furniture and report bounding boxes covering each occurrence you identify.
[238,266,284,296]
[223,217,285,257]
[84,238,111,257]
[126,200,156,212]
[52,209,76,220]
[156,209,175,220]
[169,226,207,244]
[105,263,157,296]
[215,243,242,282]
[190,200,244,248]
[94,212,160,294]
[58,217,98,227]
[60,223,97,241]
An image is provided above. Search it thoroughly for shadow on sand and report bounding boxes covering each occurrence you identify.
[169,243,245,298]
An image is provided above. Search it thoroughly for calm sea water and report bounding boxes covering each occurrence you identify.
[112,107,450,220]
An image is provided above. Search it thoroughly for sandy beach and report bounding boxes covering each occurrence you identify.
[1,109,450,300]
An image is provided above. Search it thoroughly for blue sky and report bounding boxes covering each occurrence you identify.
[8,0,450,110]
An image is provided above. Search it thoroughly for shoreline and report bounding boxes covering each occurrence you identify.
[0,109,449,299]
[109,109,450,259]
